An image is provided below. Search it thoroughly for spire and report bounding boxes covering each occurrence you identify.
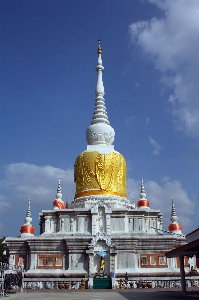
[20,199,34,237]
[137,179,150,209]
[26,199,31,218]
[92,39,109,125]
[168,197,182,234]
[132,197,135,208]
[53,177,66,210]
[86,40,115,145]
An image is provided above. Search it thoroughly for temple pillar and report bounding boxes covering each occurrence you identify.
[54,218,57,233]
[124,215,128,232]
[105,213,111,235]
[44,216,50,233]
[9,254,15,267]
[92,213,97,235]
[30,254,37,269]
[86,248,94,275]
[70,218,74,232]
[180,256,186,294]
[59,216,65,231]
[68,251,72,270]
[110,247,118,276]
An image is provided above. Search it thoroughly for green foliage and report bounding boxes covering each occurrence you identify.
[0,237,8,263]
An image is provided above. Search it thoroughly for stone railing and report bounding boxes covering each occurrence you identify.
[112,277,199,289]
[22,278,89,290]
[1,276,198,290]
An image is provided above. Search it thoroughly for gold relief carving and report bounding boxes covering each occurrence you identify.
[75,151,126,197]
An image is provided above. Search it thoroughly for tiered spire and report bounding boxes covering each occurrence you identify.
[168,197,182,234]
[20,200,34,237]
[53,177,66,210]
[86,40,115,145]
[92,39,109,125]
[137,179,150,209]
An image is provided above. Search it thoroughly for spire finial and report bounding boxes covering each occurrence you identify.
[26,199,31,218]
[57,177,62,196]
[97,39,102,54]
[20,199,34,237]
[53,177,66,210]
[170,197,179,223]
[140,179,146,199]
[137,179,150,209]
[171,197,177,218]
[86,40,115,145]
[168,197,182,234]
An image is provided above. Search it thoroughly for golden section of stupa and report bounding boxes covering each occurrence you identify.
[74,151,126,199]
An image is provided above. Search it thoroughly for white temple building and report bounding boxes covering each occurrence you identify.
[3,41,198,290]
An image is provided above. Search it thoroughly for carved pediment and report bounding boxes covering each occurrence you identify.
[90,199,112,213]
[89,229,114,247]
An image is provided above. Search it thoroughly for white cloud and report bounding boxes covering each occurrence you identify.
[145,117,150,125]
[0,201,12,213]
[129,0,199,139]
[0,163,194,234]
[161,176,170,183]
[127,177,194,234]
[0,163,75,208]
[149,135,162,155]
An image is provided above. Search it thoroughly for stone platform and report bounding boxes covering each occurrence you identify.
[6,288,199,300]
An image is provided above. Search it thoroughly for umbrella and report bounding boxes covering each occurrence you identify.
[96,250,106,257]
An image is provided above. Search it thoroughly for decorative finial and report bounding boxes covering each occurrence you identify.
[140,179,146,199]
[171,197,177,219]
[20,199,34,237]
[137,179,150,209]
[53,177,66,210]
[97,39,102,54]
[132,197,135,208]
[26,199,31,218]
[168,197,182,234]
[56,177,62,197]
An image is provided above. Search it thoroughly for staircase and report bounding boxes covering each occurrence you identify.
[93,278,112,289]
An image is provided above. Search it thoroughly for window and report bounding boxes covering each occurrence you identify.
[55,257,62,266]
[150,256,156,265]
[38,257,44,266]
[18,257,24,267]
[159,256,166,265]
[46,257,53,266]
[37,255,63,269]
[141,256,148,266]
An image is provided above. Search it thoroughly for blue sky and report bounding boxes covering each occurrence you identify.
[1,0,199,237]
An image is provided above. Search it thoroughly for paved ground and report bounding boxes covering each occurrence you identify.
[4,288,199,300]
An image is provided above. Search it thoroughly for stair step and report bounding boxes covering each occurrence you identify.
[93,278,112,289]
